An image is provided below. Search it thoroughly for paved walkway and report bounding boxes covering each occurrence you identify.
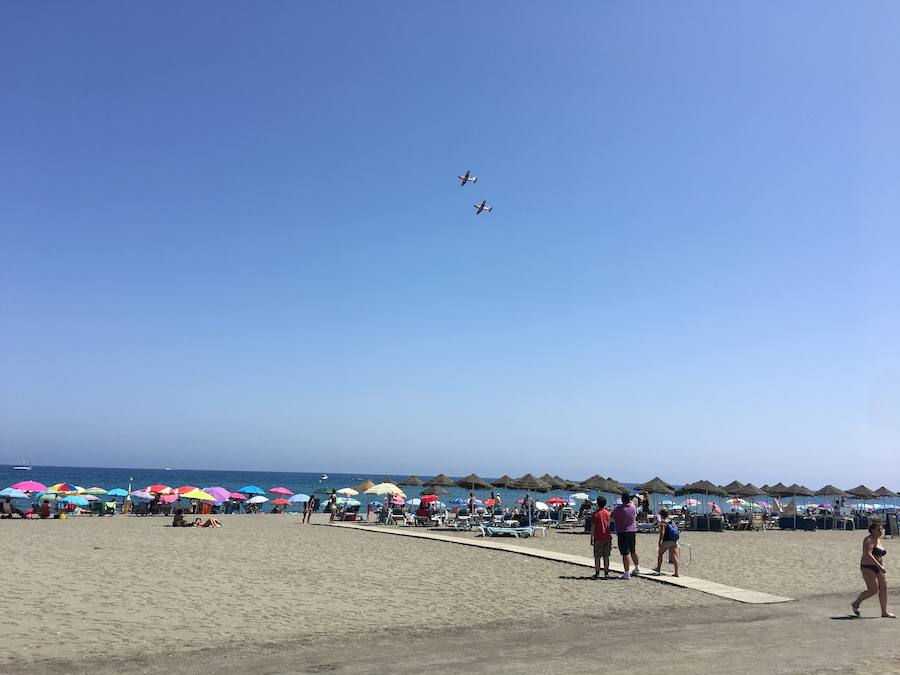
[330,523,793,604]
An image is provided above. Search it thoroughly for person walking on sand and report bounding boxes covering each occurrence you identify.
[611,492,641,579]
[590,496,612,579]
[652,508,680,577]
[851,520,895,618]
[328,489,338,524]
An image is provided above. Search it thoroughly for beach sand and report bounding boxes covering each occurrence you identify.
[2,515,898,674]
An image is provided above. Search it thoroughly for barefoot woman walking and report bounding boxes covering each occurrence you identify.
[851,520,895,618]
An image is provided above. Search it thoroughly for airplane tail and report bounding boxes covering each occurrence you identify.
[485,206,492,212]
[473,177,477,183]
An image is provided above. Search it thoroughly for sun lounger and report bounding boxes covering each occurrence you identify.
[478,524,534,538]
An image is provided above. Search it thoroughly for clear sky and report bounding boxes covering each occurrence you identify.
[2,3,899,487]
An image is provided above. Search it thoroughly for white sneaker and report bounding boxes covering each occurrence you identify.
[619,571,631,580]
[632,566,641,575]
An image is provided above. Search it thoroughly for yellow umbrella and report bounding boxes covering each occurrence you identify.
[82,487,108,495]
[363,483,406,497]
[180,489,215,501]
[336,487,359,496]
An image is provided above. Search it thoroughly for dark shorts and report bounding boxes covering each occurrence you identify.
[617,531,637,556]
[593,540,612,558]
[861,564,883,574]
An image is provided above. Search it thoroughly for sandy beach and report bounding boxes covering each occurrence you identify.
[3,515,898,674]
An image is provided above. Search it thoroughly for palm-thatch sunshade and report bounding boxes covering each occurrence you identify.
[720,481,746,495]
[513,474,551,492]
[734,483,767,497]
[765,483,793,498]
[353,479,375,493]
[874,486,898,498]
[456,473,491,490]
[787,484,815,497]
[399,476,424,486]
[604,477,630,494]
[846,485,877,500]
[636,477,675,495]
[490,475,515,488]
[579,475,607,491]
[814,485,848,497]
[420,486,448,496]
[540,474,567,490]
[424,474,456,487]
[677,480,726,497]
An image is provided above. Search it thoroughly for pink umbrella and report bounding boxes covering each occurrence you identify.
[270,487,293,496]
[11,480,47,492]
[706,502,721,513]
[391,496,405,505]
[756,501,771,508]
[83,494,99,501]
[230,492,247,500]
[160,494,179,504]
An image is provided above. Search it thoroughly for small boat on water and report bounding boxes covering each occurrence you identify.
[13,456,32,471]
[320,474,328,481]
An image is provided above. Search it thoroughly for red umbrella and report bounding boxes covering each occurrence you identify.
[175,485,198,494]
[420,494,439,504]
[160,494,179,503]
[547,497,566,504]
[230,492,247,500]
[270,487,293,495]
[484,498,496,506]
[146,484,173,494]
[272,498,290,505]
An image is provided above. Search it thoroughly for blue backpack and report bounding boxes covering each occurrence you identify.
[665,520,680,542]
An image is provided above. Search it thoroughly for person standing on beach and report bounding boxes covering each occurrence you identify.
[652,508,680,577]
[611,493,641,579]
[851,520,895,618]
[329,489,337,523]
[590,496,612,579]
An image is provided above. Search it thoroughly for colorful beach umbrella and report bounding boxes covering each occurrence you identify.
[82,487,108,495]
[160,494,179,504]
[247,495,269,504]
[47,482,79,493]
[202,487,232,503]
[420,494,439,504]
[11,480,47,492]
[130,490,153,500]
[107,488,128,497]
[230,492,247,500]
[547,497,567,504]
[63,496,89,506]
[175,485,199,494]
[180,489,215,501]
[272,498,290,505]
[363,483,406,497]
[288,493,310,503]
[270,487,293,495]
[145,484,173,494]
[238,485,265,495]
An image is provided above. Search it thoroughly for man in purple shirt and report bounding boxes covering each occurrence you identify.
[611,492,641,579]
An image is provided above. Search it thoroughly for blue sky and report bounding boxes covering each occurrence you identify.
[2,3,899,487]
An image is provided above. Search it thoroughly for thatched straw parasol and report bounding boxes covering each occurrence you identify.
[765,482,793,498]
[874,487,898,498]
[846,485,877,500]
[720,480,746,495]
[814,484,848,497]
[578,475,607,491]
[539,474,568,490]
[512,474,550,492]
[424,474,456,487]
[399,476,424,486]
[420,486,449,496]
[353,479,375,493]
[636,477,675,495]
[456,473,491,490]
[490,475,515,488]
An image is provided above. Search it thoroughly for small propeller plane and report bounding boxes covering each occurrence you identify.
[473,200,493,214]
[457,170,478,186]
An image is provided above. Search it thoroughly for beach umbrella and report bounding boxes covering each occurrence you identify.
[380,478,397,486]
[247,495,269,504]
[238,485,266,495]
[539,474,567,491]
[145,484,173,495]
[130,490,153,500]
[534,501,549,511]
[175,486,198,495]
[756,501,771,508]
[230,492,247,500]
[160,494,179,504]
[449,498,466,505]
[289,493,310,503]
[570,492,590,501]
[81,487,107,495]
[682,498,699,506]
[82,494,99,501]
[336,498,361,507]
[63,496,89,506]
[490,475,516,488]
[424,474,456,487]
[726,498,746,507]
[720,481,746,495]
[0,488,28,499]
[420,486,448,496]
[47,482,79,494]
[11,480,47,492]
[456,473,492,490]
[765,483,793,498]
[637,477,676,495]
[353,480,375,493]
[514,474,551,492]
[399,476,424,486]
[547,497,566,505]
[420,494,439,504]
[735,483,767,497]
[272,498,290,505]
[363,483,405,497]
[873,487,897,518]
[391,496,405,506]
[604,477,630,495]
[846,485,878,500]
[336,488,359,502]
[578,475,606,491]
[270,487,293,495]
[201,487,232,503]
[180,489,215,501]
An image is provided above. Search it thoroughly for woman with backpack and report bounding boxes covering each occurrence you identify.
[653,508,680,577]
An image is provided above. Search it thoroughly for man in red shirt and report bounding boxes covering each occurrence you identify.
[590,496,612,579]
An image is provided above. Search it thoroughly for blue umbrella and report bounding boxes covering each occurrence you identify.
[289,493,310,503]
[238,485,265,495]
[63,496,89,506]
[450,498,466,505]
[0,488,28,499]
[107,488,129,497]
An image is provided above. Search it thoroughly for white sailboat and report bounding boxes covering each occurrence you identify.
[13,456,32,471]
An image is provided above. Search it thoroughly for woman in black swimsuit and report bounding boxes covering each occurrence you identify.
[852,520,895,618]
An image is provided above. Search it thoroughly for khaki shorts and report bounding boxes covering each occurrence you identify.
[660,539,678,551]
[593,540,612,557]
